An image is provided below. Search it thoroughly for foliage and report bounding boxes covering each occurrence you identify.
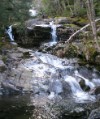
[34,0,100,18]
[0,0,32,35]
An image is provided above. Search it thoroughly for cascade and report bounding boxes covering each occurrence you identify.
[65,75,95,102]
[75,70,95,89]
[49,21,57,45]
[29,9,37,16]
[29,52,99,102]
[6,25,14,42]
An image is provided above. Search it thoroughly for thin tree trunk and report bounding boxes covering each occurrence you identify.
[66,0,74,16]
[86,0,100,50]
[74,0,81,15]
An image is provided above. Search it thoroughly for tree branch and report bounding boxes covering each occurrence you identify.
[66,18,100,43]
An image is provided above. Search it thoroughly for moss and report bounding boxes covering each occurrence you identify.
[2,56,7,64]
[64,44,78,58]
[82,43,97,62]
[64,24,79,29]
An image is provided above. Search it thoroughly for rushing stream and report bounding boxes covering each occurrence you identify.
[2,22,100,119]
[0,50,100,118]
[31,52,99,102]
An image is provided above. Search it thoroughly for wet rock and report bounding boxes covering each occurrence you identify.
[57,26,74,41]
[78,67,92,79]
[88,107,100,119]
[94,86,100,95]
[1,81,23,95]
[49,80,63,95]
[13,21,51,47]
[17,26,51,47]
[62,107,87,119]
[61,81,72,98]
[8,53,23,60]
[79,79,90,92]
[17,47,31,53]
[38,43,53,53]
[0,60,6,72]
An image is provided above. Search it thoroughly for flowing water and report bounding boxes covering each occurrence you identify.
[0,51,100,118]
[6,25,14,42]
[49,21,57,43]
[29,9,37,17]
[3,23,100,118]
[36,21,58,46]
[34,52,99,102]
[6,25,17,45]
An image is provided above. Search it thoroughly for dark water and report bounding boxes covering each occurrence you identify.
[0,94,34,119]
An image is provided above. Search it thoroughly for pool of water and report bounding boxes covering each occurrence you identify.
[0,94,34,119]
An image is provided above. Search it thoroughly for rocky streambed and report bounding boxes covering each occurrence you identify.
[0,45,100,119]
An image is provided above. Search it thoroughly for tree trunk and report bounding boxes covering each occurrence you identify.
[66,0,74,16]
[86,0,100,50]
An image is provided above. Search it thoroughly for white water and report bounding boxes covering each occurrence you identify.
[24,52,100,102]
[65,75,95,103]
[33,21,61,46]
[34,52,73,69]
[49,21,57,45]
[29,9,37,16]
[6,25,14,42]
[75,70,95,89]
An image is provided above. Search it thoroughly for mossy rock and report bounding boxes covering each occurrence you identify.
[79,79,90,92]
[64,24,79,29]
[68,17,88,27]
[82,44,98,62]
[64,44,78,58]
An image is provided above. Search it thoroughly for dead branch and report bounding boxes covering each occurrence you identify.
[66,18,100,43]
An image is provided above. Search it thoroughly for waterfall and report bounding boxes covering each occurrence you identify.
[27,52,98,102]
[65,75,95,102]
[6,25,14,42]
[29,9,37,16]
[23,51,100,103]
[49,21,57,45]
[75,70,95,89]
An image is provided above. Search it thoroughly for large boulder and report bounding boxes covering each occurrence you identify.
[13,18,53,47]
[57,26,74,41]
[14,25,51,47]
[79,79,90,92]
[88,107,100,119]
[62,107,87,119]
